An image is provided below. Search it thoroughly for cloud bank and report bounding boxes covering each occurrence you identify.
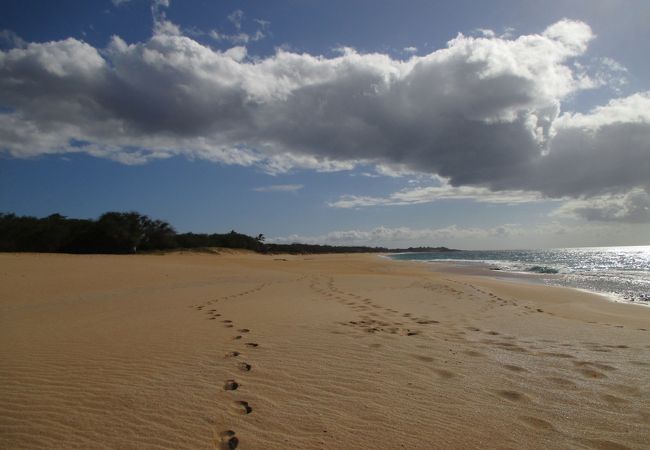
[270,222,647,249]
[329,177,547,208]
[553,187,650,223]
[272,224,528,246]
[1,17,648,220]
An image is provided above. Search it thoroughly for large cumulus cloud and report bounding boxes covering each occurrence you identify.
[1,18,649,221]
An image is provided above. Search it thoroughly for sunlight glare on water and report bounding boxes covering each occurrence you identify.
[391,246,650,305]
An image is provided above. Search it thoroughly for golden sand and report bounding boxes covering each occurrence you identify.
[1,252,649,449]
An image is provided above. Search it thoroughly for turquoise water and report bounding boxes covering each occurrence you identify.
[390,246,650,305]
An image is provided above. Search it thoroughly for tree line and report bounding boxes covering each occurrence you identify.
[0,212,263,253]
[0,212,456,255]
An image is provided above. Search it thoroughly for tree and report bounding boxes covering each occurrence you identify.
[140,218,176,250]
[96,212,147,253]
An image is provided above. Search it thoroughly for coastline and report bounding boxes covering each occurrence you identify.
[384,252,650,308]
[2,252,649,449]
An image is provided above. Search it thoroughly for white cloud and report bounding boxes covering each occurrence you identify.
[475,28,496,38]
[525,92,650,199]
[329,182,547,208]
[154,19,181,36]
[542,19,592,55]
[329,178,548,208]
[209,9,267,45]
[0,30,26,48]
[228,10,244,30]
[373,164,422,178]
[554,91,650,130]
[270,221,648,249]
[501,27,515,39]
[0,19,648,220]
[150,0,176,36]
[258,153,356,175]
[269,222,585,248]
[403,46,417,53]
[253,184,303,192]
[210,29,265,45]
[553,187,650,223]
[254,19,271,29]
[271,224,522,246]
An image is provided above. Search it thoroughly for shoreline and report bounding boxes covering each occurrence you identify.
[2,252,650,449]
[384,253,650,309]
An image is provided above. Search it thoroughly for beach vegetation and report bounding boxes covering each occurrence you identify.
[0,212,456,255]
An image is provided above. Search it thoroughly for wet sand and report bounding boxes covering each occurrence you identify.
[1,252,649,449]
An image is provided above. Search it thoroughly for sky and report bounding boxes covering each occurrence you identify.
[1,0,649,249]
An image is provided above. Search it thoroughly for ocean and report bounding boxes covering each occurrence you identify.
[389,246,650,306]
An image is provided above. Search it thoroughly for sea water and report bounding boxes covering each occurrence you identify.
[389,246,650,306]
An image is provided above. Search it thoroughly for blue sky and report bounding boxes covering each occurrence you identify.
[1,0,649,249]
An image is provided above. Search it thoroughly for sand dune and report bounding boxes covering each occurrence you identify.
[1,252,649,449]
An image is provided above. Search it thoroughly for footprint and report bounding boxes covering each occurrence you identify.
[218,430,238,450]
[226,351,240,358]
[601,394,629,405]
[223,380,239,391]
[232,401,253,415]
[238,329,250,333]
[573,361,615,379]
[238,362,252,372]
[503,364,527,373]
[540,352,575,359]
[546,376,576,388]
[433,368,455,379]
[245,343,259,348]
[233,336,242,340]
[497,390,525,401]
[400,329,419,336]
[519,416,555,431]
[412,355,434,362]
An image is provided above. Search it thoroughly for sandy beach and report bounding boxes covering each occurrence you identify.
[1,251,649,449]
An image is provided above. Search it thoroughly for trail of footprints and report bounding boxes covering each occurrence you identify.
[452,278,643,329]
[192,275,309,448]
[188,284,272,449]
[453,279,643,332]
[312,275,643,372]
[191,275,645,447]
[309,276,442,339]
[437,280,647,439]
[311,275,647,440]
[218,312,258,449]
[459,311,648,441]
